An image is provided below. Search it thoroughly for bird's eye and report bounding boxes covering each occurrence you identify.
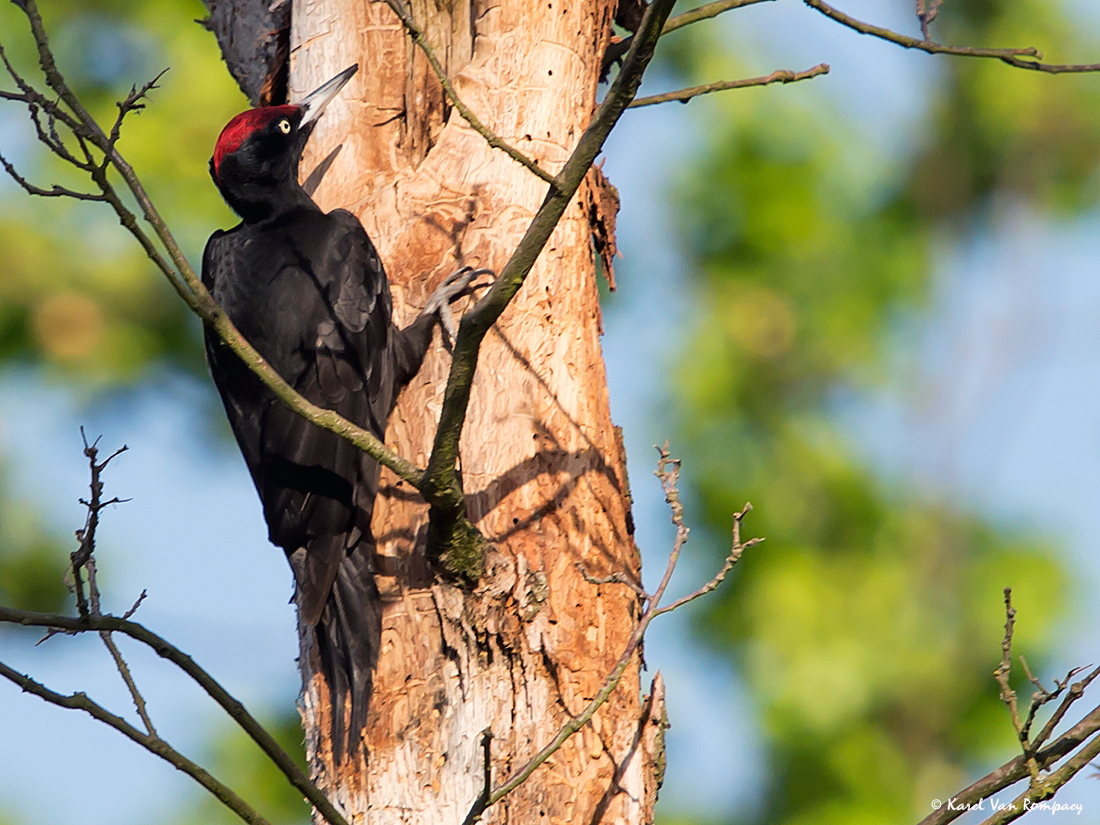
[278,118,291,134]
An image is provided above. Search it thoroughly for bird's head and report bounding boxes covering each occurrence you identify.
[209,64,358,222]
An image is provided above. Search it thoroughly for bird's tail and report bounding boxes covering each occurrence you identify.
[312,543,381,762]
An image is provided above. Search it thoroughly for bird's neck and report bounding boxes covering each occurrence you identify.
[227,180,319,225]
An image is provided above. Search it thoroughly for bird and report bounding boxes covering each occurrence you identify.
[202,64,481,759]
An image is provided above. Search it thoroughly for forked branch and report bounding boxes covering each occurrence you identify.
[0,658,274,825]
[916,590,1100,825]
[803,0,1100,73]
[0,441,350,825]
[629,63,829,108]
[462,445,761,824]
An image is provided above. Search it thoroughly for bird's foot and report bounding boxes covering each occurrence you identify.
[424,266,496,347]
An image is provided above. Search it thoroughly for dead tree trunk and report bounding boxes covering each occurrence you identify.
[289,0,664,821]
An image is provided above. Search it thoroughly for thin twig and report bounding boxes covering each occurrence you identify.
[1031,665,1100,751]
[993,588,1045,781]
[69,439,159,735]
[106,70,169,155]
[663,0,774,34]
[380,0,554,185]
[804,0,1038,59]
[0,658,272,825]
[0,605,350,825]
[629,63,829,108]
[1017,658,1084,743]
[122,589,148,620]
[916,0,943,41]
[462,446,757,823]
[994,588,1022,733]
[0,152,105,199]
[647,444,691,608]
[100,627,158,735]
[654,503,761,616]
[0,42,86,136]
[71,431,127,615]
[803,0,1100,73]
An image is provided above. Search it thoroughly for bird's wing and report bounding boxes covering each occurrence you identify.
[309,209,394,431]
[202,211,396,624]
[202,226,265,479]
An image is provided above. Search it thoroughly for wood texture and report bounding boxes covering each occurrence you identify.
[290,0,663,821]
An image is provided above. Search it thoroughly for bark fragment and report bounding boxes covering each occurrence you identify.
[584,165,622,292]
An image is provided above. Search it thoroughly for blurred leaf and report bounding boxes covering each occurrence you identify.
[0,0,244,389]
[666,0,1096,822]
[0,458,70,613]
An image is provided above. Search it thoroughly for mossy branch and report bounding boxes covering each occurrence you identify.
[421,0,680,571]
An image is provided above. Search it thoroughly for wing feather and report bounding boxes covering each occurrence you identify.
[201,208,396,562]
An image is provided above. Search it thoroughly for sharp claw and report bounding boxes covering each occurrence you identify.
[440,306,458,346]
[423,267,498,344]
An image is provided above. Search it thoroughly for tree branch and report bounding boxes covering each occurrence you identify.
[993,588,1029,764]
[422,0,680,572]
[604,0,774,75]
[95,593,158,735]
[57,435,159,735]
[0,658,273,825]
[976,728,1100,824]
[70,431,128,615]
[574,562,649,600]
[803,0,1100,73]
[0,604,351,825]
[1030,666,1100,752]
[664,0,774,35]
[0,435,351,825]
[915,593,1100,825]
[628,63,829,108]
[0,152,105,199]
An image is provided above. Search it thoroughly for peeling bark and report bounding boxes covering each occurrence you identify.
[584,165,621,292]
[285,0,661,821]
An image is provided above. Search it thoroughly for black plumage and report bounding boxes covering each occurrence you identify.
[202,65,455,758]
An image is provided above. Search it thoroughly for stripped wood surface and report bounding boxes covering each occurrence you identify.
[291,1,664,820]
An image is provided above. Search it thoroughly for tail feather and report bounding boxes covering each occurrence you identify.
[312,544,380,761]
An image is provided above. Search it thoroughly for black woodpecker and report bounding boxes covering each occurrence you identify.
[203,64,478,758]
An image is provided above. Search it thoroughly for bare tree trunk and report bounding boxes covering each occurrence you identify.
[291,0,664,821]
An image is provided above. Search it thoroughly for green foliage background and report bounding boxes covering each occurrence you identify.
[0,0,240,610]
[0,2,310,822]
[0,0,1098,823]
[659,1,1099,823]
